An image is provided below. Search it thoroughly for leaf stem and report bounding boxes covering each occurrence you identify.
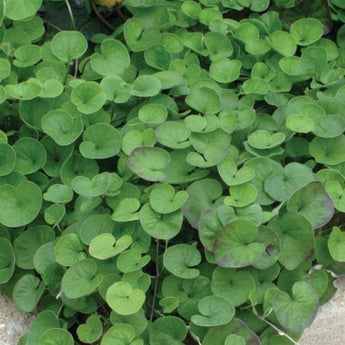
[257,315,300,345]
[187,326,202,345]
[149,239,160,322]
[90,0,115,31]
[64,0,77,30]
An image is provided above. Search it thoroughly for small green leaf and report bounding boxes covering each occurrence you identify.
[290,18,323,46]
[89,233,132,260]
[50,31,87,62]
[272,281,318,334]
[106,281,145,315]
[328,226,345,262]
[191,295,235,327]
[163,244,201,279]
[61,259,103,299]
[77,315,103,343]
[213,220,266,268]
[38,329,73,345]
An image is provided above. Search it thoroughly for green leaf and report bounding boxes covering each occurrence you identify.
[91,38,130,76]
[55,233,86,266]
[224,183,257,208]
[213,220,266,268]
[269,212,314,270]
[149,183,188,214]
[139,203,183,240]
[211,267,255,307]
[0,143,16,176]
[77,314,103,343]
[225,335,246,345]
[290,18,323,46]
[138,103,167,125]
[72,172,122,197]
[185,87,221,114]
[14,225,55,269]
[0,181,42,227]
[149,316,187,345]
[155,122,191,149]
[38,329,73,345]
[183,178,223,229]
[43,184,73,204]
[287,181,334,229]
[131,75,161,97]
[61,259,103,299]
[272,281,318,334]
[5,0,41,20]
[89,233,132,260]
[111,198,141,222]
[6,81,41,100]
[71,82,106,114]
[13,274,45,312]
[264,162,315,202]
[101,323,136,345]
[26,311,59,345]
[106,281,145,315]
[0,238,15,284]
[328,226,345,262]
[286,114,315,133]
[266,31,297,56]
[310,135,345,165]
[79,123,121,159]
[50,31,88,63]
[191,295,235,327]
[127,147,170,182]
[163,244,201,279]
[117,248,150,273]
[41,109,83,146]
[209,58,242,83]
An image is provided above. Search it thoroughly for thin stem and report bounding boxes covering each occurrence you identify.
[45,22,63,32]
[187,326,202,345]
[116,6,126,22]
[257,315,300,345]
[74,59,79,78]
[65,0,76,30]
[90,0,115,31]
[149,239,160,322]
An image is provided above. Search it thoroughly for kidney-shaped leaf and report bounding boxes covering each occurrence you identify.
[38,328,74,345]
[213,219,266,268]
[127,147,170,182]
[163,244,201,279]
[89,233,132,260]
[0,238,15,284]
[290,18,323,46]
[0,181,42,227]
[91,38,130,76]
[77,314,103,344]
[287,181,334,229]
[269,212,314,270]
[272,281,318,334]
[191,295,235,327]
[51,31,88,62]
[106,281,145,315]
[328,226,345,262]
[149,183,188,214]
[80,123,121,159]
[61,259,103,299]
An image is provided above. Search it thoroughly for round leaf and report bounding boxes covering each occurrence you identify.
[290,18,323,46]
[80,123,121,159]
[106,281,145,315]
[51,31,88,62]
[163,244,201,279]
[38,328,73,345]
[0,181,42,227]
[191,295,235,327]
[61,259,103,299]
[213,220,266,268]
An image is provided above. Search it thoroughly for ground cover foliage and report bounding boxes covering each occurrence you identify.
[2,0,345,344]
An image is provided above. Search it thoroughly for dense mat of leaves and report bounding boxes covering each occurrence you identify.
[1,0,345,344]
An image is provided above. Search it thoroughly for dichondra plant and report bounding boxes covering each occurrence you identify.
[1,0,345,344]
